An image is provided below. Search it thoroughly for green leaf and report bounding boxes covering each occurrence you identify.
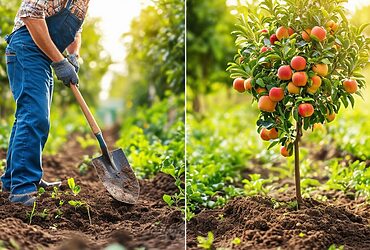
[67,178,75,190]
[256,78,265,87]
[163,194,174,207]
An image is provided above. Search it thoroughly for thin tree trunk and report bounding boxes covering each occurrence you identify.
[294,119,303,208]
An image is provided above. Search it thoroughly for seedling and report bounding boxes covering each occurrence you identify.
[242,174,272,196]
[68,200,92,225]
[51,186,62,199]
[197,232,214,250]
[227,0,370,207]
[231,237,241,246]
[67,177,81,196]
[0,159,5,172]
[78,155,94,175]
[27,187,46,224]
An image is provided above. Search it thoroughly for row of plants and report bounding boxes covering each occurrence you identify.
[115,96,185,211]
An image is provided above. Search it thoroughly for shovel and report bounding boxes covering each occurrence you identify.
[70,84,140,204]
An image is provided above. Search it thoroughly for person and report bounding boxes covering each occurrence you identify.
[1,0,90,206]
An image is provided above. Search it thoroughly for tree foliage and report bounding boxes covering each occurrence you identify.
[111,0,185,107]
[227,0,370,154]
[186,0,235,112]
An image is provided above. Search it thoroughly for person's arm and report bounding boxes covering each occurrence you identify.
[66,33,81,72]
[21,17,64,62]
[66,33,81,57]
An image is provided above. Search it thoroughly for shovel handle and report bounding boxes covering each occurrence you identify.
[70,84,101,135]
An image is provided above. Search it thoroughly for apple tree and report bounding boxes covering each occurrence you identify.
[227,0,370,206]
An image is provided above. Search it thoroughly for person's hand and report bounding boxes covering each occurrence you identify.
[51,58,79,87]
[67,54,79,73]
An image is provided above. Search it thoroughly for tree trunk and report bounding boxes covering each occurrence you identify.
[294,120,303,208]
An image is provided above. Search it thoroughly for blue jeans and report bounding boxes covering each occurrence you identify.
[1,28,54,195]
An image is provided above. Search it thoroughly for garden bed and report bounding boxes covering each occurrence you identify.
[0,131,184,250]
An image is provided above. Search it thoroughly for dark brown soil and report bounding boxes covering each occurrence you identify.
[0,130,185,250]
[187,196,370,250]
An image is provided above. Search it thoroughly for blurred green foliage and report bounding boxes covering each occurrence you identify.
[110,0,185,107]
[116,97,185,210]
[186,0,235,112]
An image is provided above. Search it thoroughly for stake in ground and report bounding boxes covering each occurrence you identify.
[227,0,370,207]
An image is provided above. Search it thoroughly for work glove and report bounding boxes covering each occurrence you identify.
[67,53,79,73]
[51,58,79,87]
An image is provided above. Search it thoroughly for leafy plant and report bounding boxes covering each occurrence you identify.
[68,178,81,196]
[77,155,94,175]
[227,0,370,206]
[68,200,92,225]
[197,232,215,250]
[0,159,6,173]
[242,173,272,196]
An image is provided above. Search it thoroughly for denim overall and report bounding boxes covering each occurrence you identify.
[1,0,83,199]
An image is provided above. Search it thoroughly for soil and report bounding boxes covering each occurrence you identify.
[0,128,185,250]
[187,143,370,250]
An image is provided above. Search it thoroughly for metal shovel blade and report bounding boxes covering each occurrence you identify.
[92,148,140,204]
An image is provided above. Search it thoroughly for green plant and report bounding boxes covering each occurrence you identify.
[76,135,97,150]
[68,200,92,225]
[78,155,94,175]
[0,159,6,173]
[51,186,62,199]
[27,187,45,224]
[231,237,241,246]
[227,0,370,206]
[328,244,344,250]
[242,174,272,196]
[197,232,215,250]
[68,178,81,196]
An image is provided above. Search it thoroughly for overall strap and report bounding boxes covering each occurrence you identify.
[65,0,74,9]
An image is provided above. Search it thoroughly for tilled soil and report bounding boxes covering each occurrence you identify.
[0,131,185,250]
[187,196,370,250]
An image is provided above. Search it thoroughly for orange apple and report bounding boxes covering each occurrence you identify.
[280,146,292,157]
[343,79,358,94]
[276,26,289,40]
[256,87,267,94]
[258,96,277,112]
[298,103,314,117]
[260,128,270,141]
[288,27,294,36]
[233,78,245,92]
[312,64,328,77]
[269,87,284,102]
[302,28,311,41]
[292,72,308,87]
[326,20,338,33]
[244,78,252,91]
[290,56,306,71]
[260,46,272,53]
[311,26,327,42]
[268,128,279,139]
[270,34,278,45]
[287,82,300,94]
[277,65,293,80]
[326,112,336,122]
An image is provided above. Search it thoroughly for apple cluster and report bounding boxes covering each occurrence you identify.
[231,22,361,157]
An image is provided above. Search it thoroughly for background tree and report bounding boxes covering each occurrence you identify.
[186,0,235,113]
[110,0,185,107]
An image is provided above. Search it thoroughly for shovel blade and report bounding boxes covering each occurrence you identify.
[92,148,140,204]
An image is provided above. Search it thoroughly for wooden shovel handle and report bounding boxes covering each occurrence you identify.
[70,84,101,135]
